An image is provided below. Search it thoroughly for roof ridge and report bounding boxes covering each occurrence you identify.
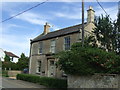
[48,23,87,34]
[32,22,87,42]
[4,51,19,58]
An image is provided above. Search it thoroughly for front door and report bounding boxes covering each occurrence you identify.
[48,60,56,77]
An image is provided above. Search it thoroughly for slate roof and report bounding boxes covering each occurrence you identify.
[4,51,19,58]
[31,23,87,43]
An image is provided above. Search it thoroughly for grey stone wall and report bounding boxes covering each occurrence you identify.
[29,54,46,75]
[68,74,120,88]
[30,33,80,55]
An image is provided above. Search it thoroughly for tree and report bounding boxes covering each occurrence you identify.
[2,55,11,70]
[93,15,114,52]
[17,53,29,70]
[4,54,10,62]
[116,14,120,54]
[89,14,120,54]
[110,13,120,54]
[56,42,120,75]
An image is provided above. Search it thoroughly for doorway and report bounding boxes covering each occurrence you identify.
[48,60,56,77]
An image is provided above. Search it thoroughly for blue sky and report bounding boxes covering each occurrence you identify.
[1,1,119,58]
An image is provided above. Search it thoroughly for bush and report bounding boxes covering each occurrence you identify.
[56,42,120,75]
[17,74,67,88]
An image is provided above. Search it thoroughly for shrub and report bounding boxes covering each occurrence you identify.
[56,42,120,75]
[17,74,67,88]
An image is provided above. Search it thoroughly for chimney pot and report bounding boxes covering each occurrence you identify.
[89,6,93,10]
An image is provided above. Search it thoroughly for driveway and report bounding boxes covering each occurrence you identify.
[1,77,47,89]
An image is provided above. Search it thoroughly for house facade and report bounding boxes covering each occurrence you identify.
[29,6,95,78]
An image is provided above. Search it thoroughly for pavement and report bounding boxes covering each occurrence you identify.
[8,77,16,80]
[1,76,47,89]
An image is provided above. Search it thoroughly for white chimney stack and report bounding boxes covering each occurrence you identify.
[87,6,95,24]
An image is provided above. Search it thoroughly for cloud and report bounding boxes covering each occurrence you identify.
[2,23,27,34]
[53,12,81,19]
[1,33,35,57]
[51,4,117,21]
[2,2,25,15]
[13,11,60,31]
[51,5,84,20]
[2,2,53,25]
[0,29,2,48]
[14,12,49,25]
[95,5,118,20]
[1,23,39,56]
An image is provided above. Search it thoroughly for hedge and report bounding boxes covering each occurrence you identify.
[17,74,67,88]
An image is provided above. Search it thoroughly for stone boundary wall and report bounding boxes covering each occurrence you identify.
[8,70,22,77]
[68,74,120,88]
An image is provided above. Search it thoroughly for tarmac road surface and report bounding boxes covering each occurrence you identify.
[1,77,46,89]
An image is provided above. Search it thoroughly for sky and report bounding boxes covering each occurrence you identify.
[0,1,119,60]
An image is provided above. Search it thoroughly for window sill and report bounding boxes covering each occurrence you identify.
[38,53,44,55]
[36,72,41,75]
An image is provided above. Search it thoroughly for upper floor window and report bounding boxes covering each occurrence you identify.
[64,36,70,50]
[50,40,56,53]
[39,42,43,54]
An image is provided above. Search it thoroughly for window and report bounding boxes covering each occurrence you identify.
[50,40,56,53]
[64,36,70,50]
[36,61,41,73]
[50,61,54,66]
[39,42,43,54]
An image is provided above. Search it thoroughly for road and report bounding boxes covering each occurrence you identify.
[1,77,46,89]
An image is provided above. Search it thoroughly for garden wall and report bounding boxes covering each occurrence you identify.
[8,70,21,77]
[68,74,120,88]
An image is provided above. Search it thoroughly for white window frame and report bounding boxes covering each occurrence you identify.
[50,40,56,53]
[64,36,70,50]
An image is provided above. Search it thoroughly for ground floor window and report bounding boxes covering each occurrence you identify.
[36,61,41,73]
[50,61,54,66]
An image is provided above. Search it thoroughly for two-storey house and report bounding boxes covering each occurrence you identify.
[29,6,95,78]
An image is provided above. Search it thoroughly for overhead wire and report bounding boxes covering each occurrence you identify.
[96,0,114,21]
[1,0,48,23]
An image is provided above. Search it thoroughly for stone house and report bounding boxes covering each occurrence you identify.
[29,6,95,78]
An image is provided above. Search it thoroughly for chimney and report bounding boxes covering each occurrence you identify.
[87,6,95,24]
[43,22,50,35]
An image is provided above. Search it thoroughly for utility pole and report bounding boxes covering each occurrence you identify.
[82,0,84,47]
